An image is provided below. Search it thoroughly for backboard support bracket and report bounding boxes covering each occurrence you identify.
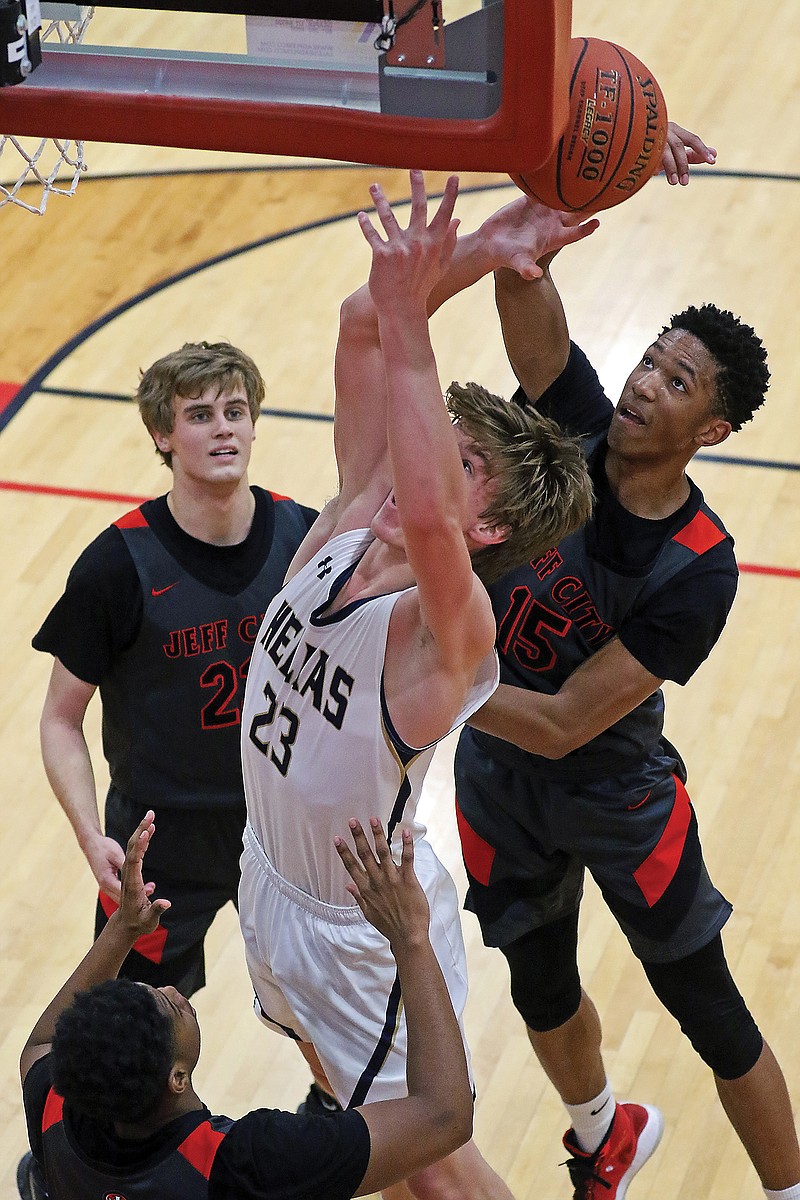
[384,1,444,70]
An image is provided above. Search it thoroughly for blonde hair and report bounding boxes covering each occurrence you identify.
[137,341,265,468]
[446,381,593,584]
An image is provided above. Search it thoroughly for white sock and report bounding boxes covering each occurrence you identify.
[764,1185,800,1199]
[565,1082,616,1153]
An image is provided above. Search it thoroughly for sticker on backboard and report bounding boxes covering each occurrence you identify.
[245,17,380,75]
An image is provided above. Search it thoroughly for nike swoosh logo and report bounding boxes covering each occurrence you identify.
[627,790,652,811]
[590,1097,610,1116]
[152,583,178,596]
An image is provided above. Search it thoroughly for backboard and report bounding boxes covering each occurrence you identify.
[0,1,573,175]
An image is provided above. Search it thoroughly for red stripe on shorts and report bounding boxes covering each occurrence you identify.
[633,774,692,907]
[455,796,496,887]
[99,891,168,963]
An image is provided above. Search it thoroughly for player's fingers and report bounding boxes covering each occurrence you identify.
[357,210,385,250]
[672,140,690,184]
[672,123,716,162]
[370,182,403,237]
[344,820,382,879]
[334,833,366,879]
[126,810,155,859]
[408,167,428,227]
[509,253,543,282]
[398,826,415,872]
[685,144,717,165]
[429,174,459,234]
[367,817,393,867]
[567,217,600,244]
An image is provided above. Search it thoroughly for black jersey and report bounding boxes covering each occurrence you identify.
[473,343,738,780]
[24,1057,371,1200]
[33,487,317,810]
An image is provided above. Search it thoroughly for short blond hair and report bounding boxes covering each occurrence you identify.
[446,381,593,584]
[137,341,265,468]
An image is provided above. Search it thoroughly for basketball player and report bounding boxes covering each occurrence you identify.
[19,811,476,1199]
[238,170,595,1200]
[453,220,800,1199]
[32,341,316,999]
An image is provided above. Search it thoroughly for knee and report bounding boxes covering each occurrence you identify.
[643,936,764,1079]
[686,1012,763,1079]
[503,915,582,1032]
[405,1143,503,1200]
[406,1161,470,1200]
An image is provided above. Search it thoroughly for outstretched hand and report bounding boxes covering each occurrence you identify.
[479,196,599,280]
[335,818,430,946]
[358,169,460,312]
[117,810,171,938]
[661,120,717,185]
[85,833,126,904]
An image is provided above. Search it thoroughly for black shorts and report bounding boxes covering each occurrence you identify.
[94,788,245,996]
[454,729,732,964]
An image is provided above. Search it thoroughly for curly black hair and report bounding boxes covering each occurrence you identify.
[51,979,175,1124]
[664,304,769,433]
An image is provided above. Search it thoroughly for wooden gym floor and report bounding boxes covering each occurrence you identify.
[0,3,798,1197]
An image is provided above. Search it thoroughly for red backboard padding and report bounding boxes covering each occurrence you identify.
[0,0,571,173]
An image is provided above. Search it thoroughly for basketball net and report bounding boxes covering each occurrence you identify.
[1,6,95,215]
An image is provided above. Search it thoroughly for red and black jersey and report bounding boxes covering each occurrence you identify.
[474,343,737,781]
[34,487,316,810]
[23,1056,371,1200]
[40,1088,232,1200]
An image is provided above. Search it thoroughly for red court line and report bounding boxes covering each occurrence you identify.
[0,479,149,505]
[2,479,799,579]
[0,381,20,412]
[738,562,800,580]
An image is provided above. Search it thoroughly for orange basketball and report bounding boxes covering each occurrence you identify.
[511,37,668,213]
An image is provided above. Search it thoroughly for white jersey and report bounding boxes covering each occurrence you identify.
[241,527,499,907]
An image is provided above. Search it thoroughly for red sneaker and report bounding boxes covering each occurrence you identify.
[561,1102,664,1199]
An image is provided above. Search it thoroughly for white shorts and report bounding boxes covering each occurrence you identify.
[238,821,473,1107]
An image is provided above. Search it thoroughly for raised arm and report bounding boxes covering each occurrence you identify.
[330,281,393,522]
[333,186,598,512]
[495,119,716,401]
[334,820,473,1194]
[20,812,170,1083]
[360,172,491,665]
[494,255,571,402]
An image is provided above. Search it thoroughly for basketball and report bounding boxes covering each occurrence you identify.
[511,37,668,213]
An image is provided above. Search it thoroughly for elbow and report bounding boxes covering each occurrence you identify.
[455,1097,475,1148]
[434,1095,474,1158]
[517,724,578,760]
[339,287,376,337]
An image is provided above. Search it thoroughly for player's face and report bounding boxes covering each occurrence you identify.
[370,426,497,549]
[151,985,202,1068]
[610,329,728,460]
[156,384,256,484]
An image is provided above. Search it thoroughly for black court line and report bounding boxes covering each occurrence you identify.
[31,386,800,472]
[36,385,334,423]
[5,170,798,471]
[0,180,523,435]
